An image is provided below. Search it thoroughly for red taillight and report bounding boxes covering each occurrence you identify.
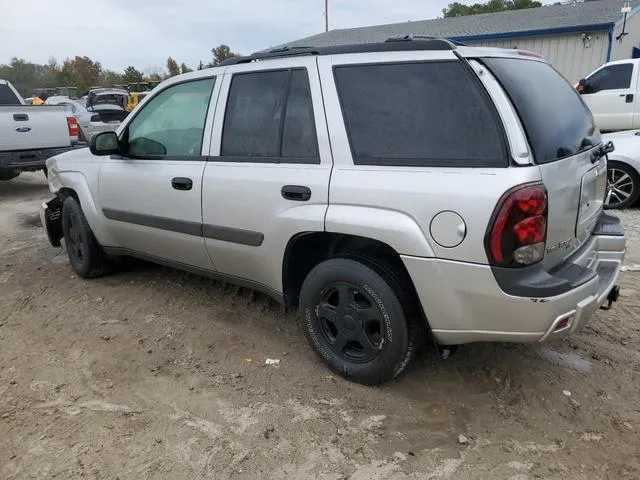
[67,116,79,139]
[517,49,543,58]
[486,183,548,267]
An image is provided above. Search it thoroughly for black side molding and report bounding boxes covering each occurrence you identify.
[203,224,264,247]
[101,208,264,247]
[102,209,202,237]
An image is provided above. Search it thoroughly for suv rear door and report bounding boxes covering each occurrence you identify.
[202,57,332,292]
[482,56,606,269]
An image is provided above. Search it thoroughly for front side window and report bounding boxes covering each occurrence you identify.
[334,61,506,167]
[221,68,319,162]
[126,78,215,157]
[585,64,633,93]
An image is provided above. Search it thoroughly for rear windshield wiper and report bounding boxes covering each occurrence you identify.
[591,141,615,164]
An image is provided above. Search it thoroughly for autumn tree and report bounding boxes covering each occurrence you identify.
[123,66,143,84]
[443,0,541,17]
[166,57,180,77]
[59,56,102,94]
[207,44,240,67]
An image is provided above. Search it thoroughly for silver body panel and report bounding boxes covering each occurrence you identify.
[43,47,626,345]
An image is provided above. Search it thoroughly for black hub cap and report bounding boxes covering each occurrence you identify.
[67,211,85,263]
[315,283,385,363]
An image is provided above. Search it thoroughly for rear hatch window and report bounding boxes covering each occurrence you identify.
[482,57,600,163]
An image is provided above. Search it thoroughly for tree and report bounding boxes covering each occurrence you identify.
[59,56,102,94]
[198,60,205,70]
[207,44,240,67]
[166,57,180,77]
[443,0,541,17]
[123,66,143,84]
[180,63,193,74]
[100,70,124,87]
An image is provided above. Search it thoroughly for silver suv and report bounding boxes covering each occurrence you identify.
[40,38,626,385]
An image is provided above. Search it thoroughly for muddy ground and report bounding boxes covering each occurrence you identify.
[1,173,640,479]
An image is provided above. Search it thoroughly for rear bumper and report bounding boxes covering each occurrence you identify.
[0,145,80,172]
[402,212,626,345]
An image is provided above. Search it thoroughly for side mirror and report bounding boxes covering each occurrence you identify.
[90,131,120,156]
[577,79,586,94]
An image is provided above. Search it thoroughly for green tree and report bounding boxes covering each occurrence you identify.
[443,0,541,17]
[180,62,193,74]
[122,66,143,84]
[59,56,102,94]
[100,70,124,87]
[166,57,180,77]
[207,44,240,67]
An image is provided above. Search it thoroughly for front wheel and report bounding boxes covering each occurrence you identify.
[61,197,111,278]
[605,161,640,210]
[298,258,417,385]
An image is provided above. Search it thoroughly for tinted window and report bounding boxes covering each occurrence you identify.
[222,70,287,157]
[586,64,633,93]
[126,78,215,157]
[334,62,506,167]
[484,58,600,164]
[0,84,21,105]
[282,70,319,158]
[221,69,319,161]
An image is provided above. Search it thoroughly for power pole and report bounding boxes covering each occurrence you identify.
[325,0,329,32]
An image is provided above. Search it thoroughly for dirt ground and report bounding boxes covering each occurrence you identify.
[1,173,640,480]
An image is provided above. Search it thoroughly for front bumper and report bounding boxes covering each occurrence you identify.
[402,212,626,345]
[40,197,64,248]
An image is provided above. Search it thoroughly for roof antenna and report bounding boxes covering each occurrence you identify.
[617,0,632,42]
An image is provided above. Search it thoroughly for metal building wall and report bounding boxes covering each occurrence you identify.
[468,32,609,82]
[611,11,640,61]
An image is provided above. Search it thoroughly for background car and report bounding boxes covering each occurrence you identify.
[45,96,123,141]
[602,130,640,209]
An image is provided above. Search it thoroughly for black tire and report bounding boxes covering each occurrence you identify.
[299,258,417,385]
[61,196,111,278]
[605,161,640,210]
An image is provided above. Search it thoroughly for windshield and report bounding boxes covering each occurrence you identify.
[483,57,600,164]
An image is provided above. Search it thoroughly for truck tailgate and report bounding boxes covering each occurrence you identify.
[0,106,71,152]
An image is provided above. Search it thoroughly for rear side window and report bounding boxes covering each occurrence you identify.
[333,61,507,167]
[221,68,319,162]
[585,63,633,93]
[484,58,600,164]
[0,84,21,105]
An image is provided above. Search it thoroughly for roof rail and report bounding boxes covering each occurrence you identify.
[219,37,459,66]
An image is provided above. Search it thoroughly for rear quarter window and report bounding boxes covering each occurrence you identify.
[483,57,600,164]
[333,61,508,167]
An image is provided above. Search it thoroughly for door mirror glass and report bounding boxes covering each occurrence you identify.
[90,131,120,156]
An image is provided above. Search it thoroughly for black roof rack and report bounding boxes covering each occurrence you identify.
[219,36,459,66]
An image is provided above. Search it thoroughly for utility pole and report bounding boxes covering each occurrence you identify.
[325,0,329,32]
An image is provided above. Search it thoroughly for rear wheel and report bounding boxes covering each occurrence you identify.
[605,161,639,210]
[61,197,111,278]
[299,258,417,385]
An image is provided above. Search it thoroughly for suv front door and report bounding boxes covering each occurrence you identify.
[581,62,637,131]
[202,58,332,294]
[98,76,219,268]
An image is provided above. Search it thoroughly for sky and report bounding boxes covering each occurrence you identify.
[0,0,552,72]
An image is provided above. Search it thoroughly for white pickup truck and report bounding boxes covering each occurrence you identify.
[578,59,640,132]
[0,79,80,181]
